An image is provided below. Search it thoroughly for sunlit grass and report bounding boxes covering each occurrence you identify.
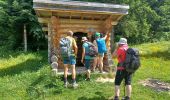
[0,41,170,100]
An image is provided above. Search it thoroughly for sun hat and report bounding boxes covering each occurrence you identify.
[82,37,88,42]
[118,38,127,45]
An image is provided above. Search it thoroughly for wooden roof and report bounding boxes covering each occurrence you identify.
[33,0,129,17]
[33,0,129,32]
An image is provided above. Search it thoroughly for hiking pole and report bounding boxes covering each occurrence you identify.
[121,79,126,100]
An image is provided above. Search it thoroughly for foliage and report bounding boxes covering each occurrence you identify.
[76,0,170,43]
[0,0,45,50]
[0,41,170,99]
[0,0,169,49]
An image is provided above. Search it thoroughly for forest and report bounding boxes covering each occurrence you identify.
[0,0,169,50]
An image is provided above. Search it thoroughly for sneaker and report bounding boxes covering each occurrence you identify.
[124,96,130,100]
[85,78,90,81]
[113,96,119,100]
[64,82,68,88]
[72,82,78,88]
[100,71,106,74]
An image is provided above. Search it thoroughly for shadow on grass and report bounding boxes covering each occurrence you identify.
[26,74,63,99]
[141,50,170,60]
[78,92,107,100]
[0,49,31,60]
[0,52,48,77]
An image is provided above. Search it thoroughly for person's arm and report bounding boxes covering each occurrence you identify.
[112,43,119,58]
[81,47,85,64]
[93,40,98,50]
[103,32,109,40]
[73,39,78,56]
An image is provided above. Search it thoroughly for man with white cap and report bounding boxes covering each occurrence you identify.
[112,38,132,100]
[81,37,95,81]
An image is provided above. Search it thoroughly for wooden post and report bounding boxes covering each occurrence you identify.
[48,23,51,63]
[24,25,27,52]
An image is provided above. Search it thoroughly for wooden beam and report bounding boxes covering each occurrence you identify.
[48,23,51,63]
[42,27,100,32]
[60,24,99,28]
[35,9,126,16]
[116,15,124,21]
[38,18,104,24]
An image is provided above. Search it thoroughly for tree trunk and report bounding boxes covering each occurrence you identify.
[24,25,27,52]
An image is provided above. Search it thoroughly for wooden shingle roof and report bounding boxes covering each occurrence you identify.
[33,0,129,15]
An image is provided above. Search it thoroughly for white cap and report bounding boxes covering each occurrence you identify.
[118,38,127,45]
[82,37,88,42]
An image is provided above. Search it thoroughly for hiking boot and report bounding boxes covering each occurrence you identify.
[124,96,130,100]
[72,82,78,88]
[64,82,68,88]
[113,96,119,100]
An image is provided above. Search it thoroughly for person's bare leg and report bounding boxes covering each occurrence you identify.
[115,85,120,97]
[64,64,68,80]
[86,69,90,79]
[98,56,103,72]
[71,64,78,88]
[71,64,76,80]
[64,64,68,87]
[92,57,97,71]
[126,85,132,97]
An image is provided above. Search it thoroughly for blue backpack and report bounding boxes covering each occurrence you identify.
[59,37,72,59]
[96,38,107,53]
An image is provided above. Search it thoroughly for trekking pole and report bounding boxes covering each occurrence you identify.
[122,79,126,100]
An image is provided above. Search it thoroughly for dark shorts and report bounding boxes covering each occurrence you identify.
[63,56,76,65]
[115,69,132,85]
[85,59,92,69]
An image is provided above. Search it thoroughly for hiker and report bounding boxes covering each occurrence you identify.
[94,32,108,73]
[60,31,78,88]
[112,38,132,100]
[81,37,97,81]
[91,32,99,72]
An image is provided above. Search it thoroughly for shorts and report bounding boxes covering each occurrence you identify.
[98,53,104,57]
[115,69,132,85]
[85,59,92,69]
[63,56,76,65]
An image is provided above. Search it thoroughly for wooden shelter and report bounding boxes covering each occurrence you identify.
[33,0,129,70]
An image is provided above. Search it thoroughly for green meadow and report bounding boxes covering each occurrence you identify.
[0,41,170,100]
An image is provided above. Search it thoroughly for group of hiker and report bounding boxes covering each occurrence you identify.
[59,30,140,100]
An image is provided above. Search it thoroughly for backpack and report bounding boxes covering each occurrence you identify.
[85,42,98,57]
[59,37,72,59]
[96,38,107,53]
[124,48,140,73]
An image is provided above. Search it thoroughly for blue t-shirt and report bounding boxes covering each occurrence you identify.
[83,42,93,59]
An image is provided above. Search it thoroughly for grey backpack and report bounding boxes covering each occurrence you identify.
[86,42,98,57]
[124,48,140,73]
[60,37,72,59]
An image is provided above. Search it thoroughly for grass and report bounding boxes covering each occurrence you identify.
[0,41,170,100]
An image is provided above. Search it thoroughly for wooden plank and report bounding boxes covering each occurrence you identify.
[43,27,101,32]
[38,18,104,24]
[60,24,99,28]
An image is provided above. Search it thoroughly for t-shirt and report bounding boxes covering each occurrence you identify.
[116,44,128,63]
[83,42,93,59]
